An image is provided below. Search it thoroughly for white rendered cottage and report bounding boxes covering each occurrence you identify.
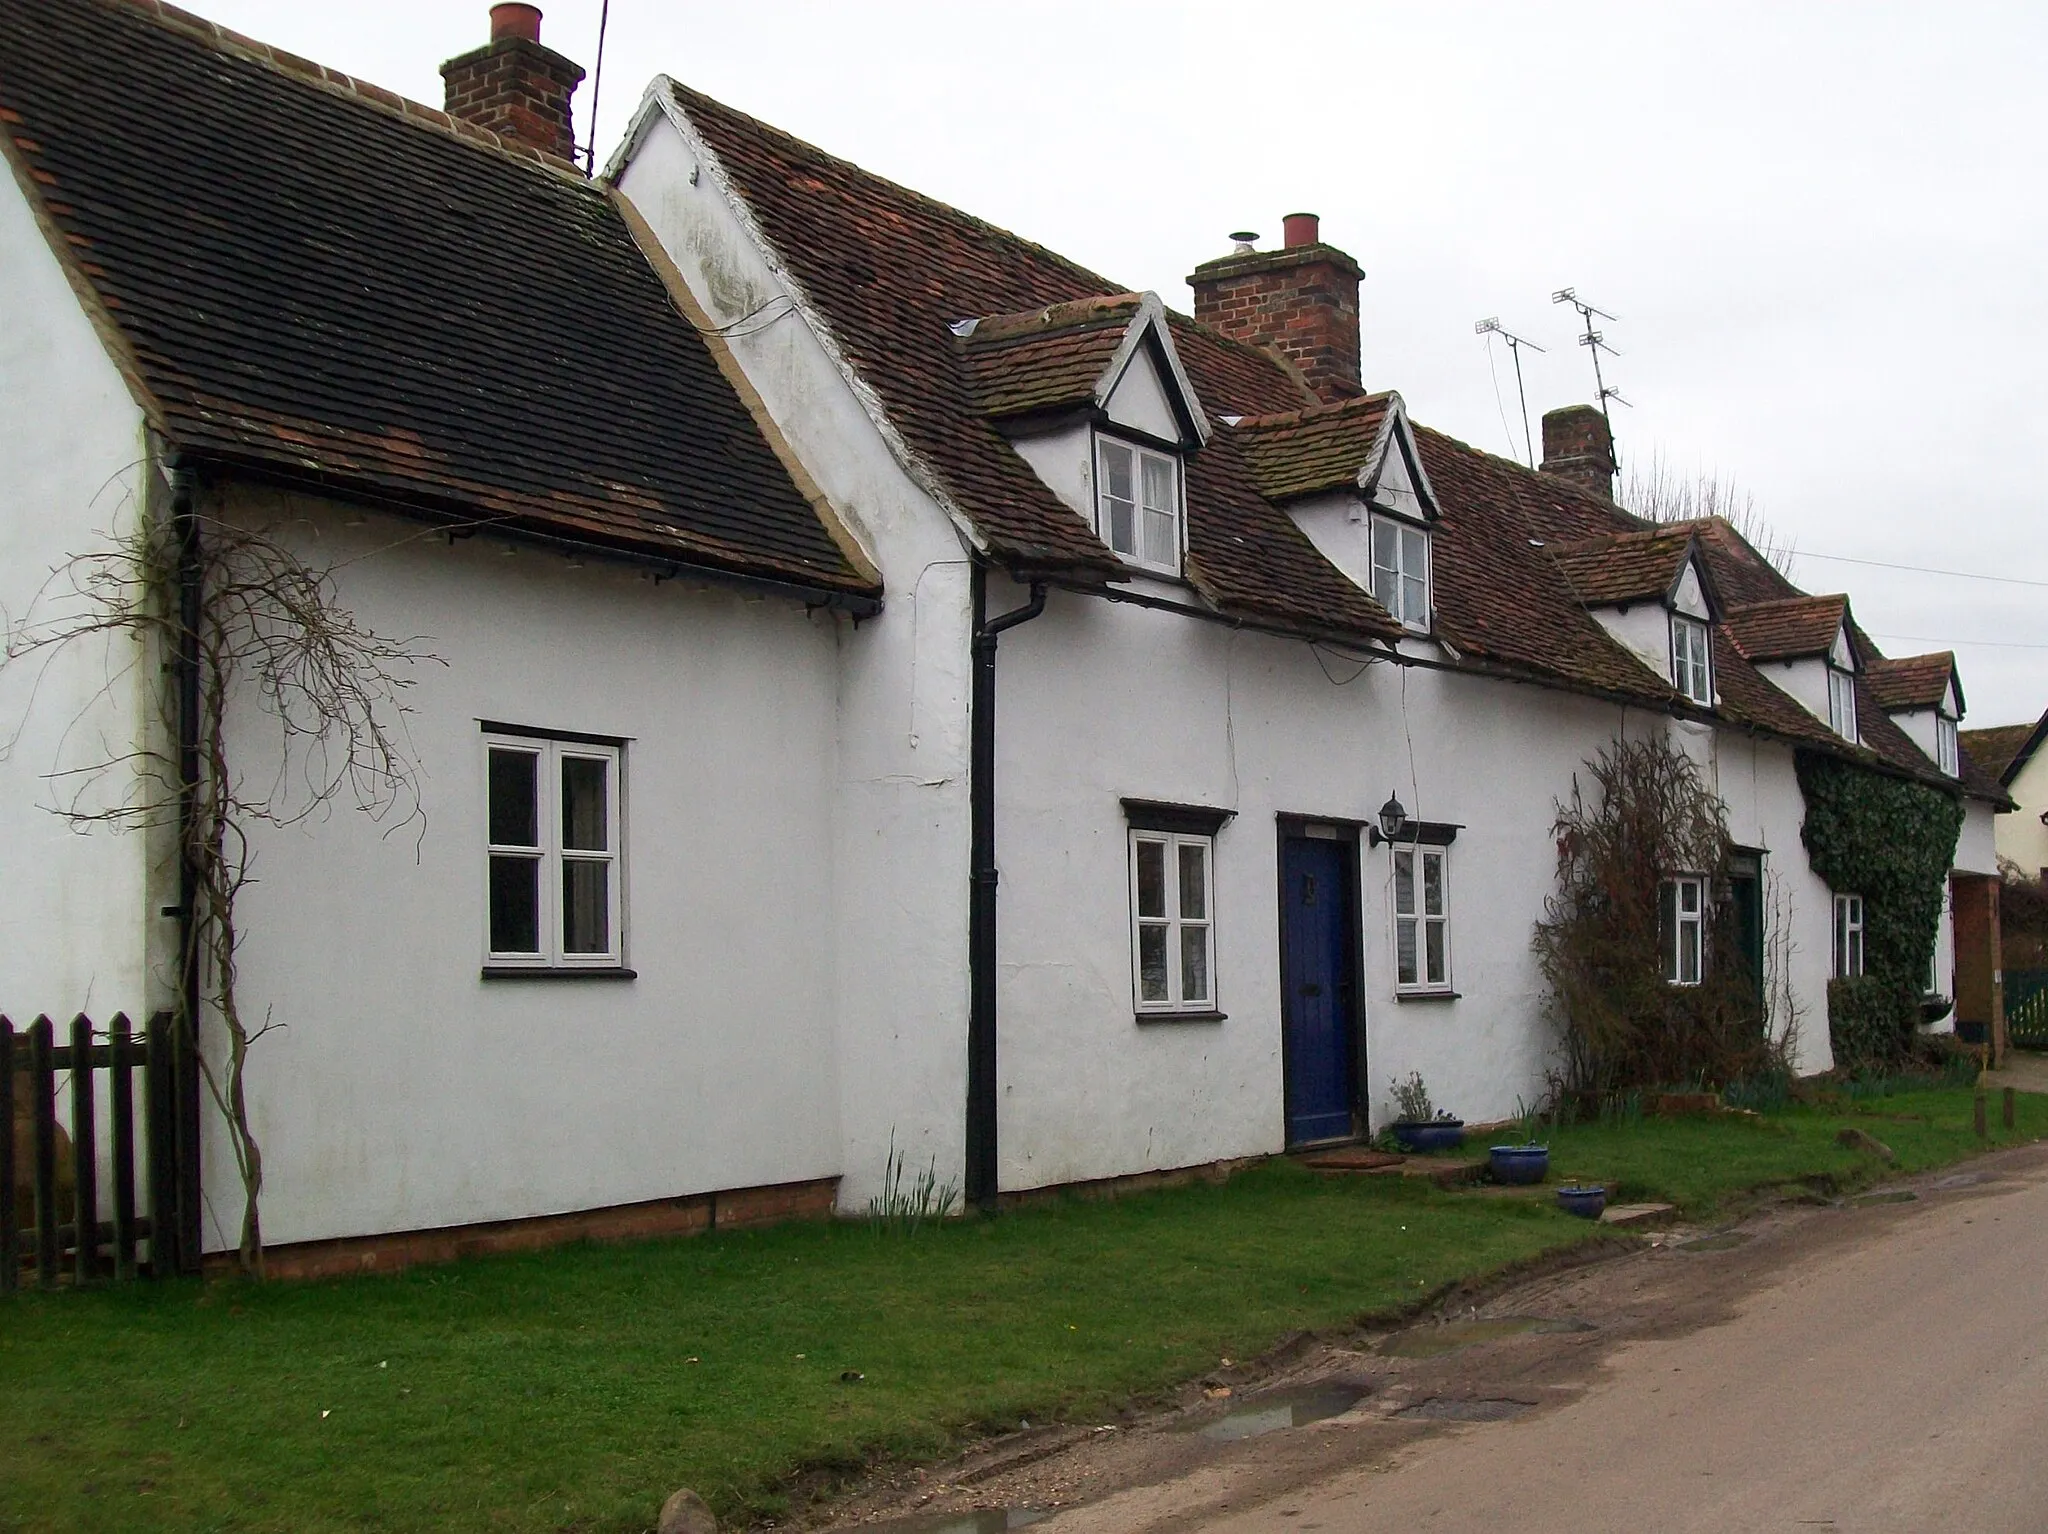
[0,0,2008,1269]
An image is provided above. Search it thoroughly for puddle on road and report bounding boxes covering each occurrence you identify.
[1378,1317,1590,1358]
[1397,1397,1533,1423]
[1931,1172,1988,1191]
[855,1510,1048,1534]
[1850,1190,1918,1206]
[1678,1232,1753,1252]
[1194,1383,1368,1442]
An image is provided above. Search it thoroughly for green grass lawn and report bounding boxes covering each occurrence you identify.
[3,1085,2039,1534]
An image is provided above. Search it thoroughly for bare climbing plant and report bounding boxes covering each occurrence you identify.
[3,489,434,1274]
[1533,735,1790,1102]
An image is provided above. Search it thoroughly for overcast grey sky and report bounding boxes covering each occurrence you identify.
[198,1,2047,726]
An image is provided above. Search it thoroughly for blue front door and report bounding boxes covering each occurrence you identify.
[1281,834,1359,1146]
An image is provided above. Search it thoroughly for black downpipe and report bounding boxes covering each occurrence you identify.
[967,566,1047,1212]
[170,464,204,1273]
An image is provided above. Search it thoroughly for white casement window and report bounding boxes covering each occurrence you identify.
[1096,436,1181,576]
[1392,844,1451,991]
[1828,665,1859,743]
[1936,715,1959,777]
[1130,830,1214,1012]
[1671,615,1712,705]
[1660,875,1705,986]
[1371,515,1431,631]
[1834,893,1865,979]
[485,733,624,968]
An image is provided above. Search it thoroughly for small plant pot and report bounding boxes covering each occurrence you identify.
[1391,1119,1465,1153]
[1489,1144,1549,1185]
[1556,1183,1607,1219]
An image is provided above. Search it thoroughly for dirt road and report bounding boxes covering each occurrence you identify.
[828,1142,2048,1534]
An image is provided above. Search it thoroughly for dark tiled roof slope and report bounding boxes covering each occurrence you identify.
[1549,525,1700,608]
[0,0,872,596]
[1723,594,1849,662]
[957,295,1142,420]
[1233,394,1397,503]
[1867,652,1956,712]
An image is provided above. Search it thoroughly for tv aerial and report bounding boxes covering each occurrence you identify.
[1474,317,1546,468]
[1551,288,1631,430]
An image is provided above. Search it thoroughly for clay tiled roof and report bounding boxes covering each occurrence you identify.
[1867,652,1957,713]
[0,0,874,599]
[1233,394,1398,503]
[1722,595,1849,662]
[676,83,1401,638]
[1548,525,1702,608]
[957,295,1144,420]
[1961,717,2046,785]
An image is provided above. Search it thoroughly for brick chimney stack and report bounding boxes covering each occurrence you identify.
[1540,405,1617,500]
[1187,214,1364,402]
[441,4,585,164]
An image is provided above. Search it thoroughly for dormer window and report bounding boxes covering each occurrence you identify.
[1096,436,1181,576]
[1828,664,1858,743]
[1671,615,1712,705]
[1371,514,1430,631]
[1936,714,1959,776]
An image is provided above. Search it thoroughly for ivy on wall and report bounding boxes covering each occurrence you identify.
[1796,750,1964,1068]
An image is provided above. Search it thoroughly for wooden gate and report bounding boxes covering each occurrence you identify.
[3,1012,202,1289]
[2008,968,2048,1052]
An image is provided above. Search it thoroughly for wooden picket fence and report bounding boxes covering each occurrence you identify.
[2,1012,202,1289]
[2010,968,2048,1052]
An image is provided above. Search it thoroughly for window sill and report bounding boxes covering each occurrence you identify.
[481,965,637,981]
[1135,1010,1227,1025]
[1393,989,1459,1003]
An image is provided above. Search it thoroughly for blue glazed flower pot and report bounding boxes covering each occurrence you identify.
[1556,1184,1607,1219]
[1392,1120,1465,1153]
[1489,1144,1549,1185]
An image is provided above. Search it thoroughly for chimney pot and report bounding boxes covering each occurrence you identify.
[1282,211,1320,248]
[490,3,543,42]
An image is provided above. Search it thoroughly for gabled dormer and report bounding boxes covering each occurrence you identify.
[1723,594,1860,743]
[1868,651,1965,776]
[1549,526,1721,705]
[1232,391,1442,633]
[956,292,1207,578]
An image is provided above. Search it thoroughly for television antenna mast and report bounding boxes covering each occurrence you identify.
[1475,317,1546,468]
[1551,289,1630,458]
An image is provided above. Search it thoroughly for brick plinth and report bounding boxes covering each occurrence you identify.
[220,1176,840,1281]
[995,1154,1263,1211]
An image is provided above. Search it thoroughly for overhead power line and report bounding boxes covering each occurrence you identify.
[1795,550,2048,590]
[1867,632,2048,652]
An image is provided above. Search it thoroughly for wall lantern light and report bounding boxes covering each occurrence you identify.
[1369,793,1411,847]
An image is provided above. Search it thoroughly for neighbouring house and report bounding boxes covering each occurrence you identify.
[1963,708,2048,883]
[0,0,2011,1272]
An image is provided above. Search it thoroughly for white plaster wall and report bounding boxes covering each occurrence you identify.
[1996,753,2048,877]
[990,581,1847,1187]
[1102,348,1178,442]
[1010,423,1097,530]
[1289,492,1375,597]
[1588,604,1675,687]
[617,108,981,1209]
[1673,564,1709,620]
[1956,798,1999,878]
[1767,656,1831,725]
[1891,706,1941,765]
[0,175,163,1021]
[212,496,848,1249]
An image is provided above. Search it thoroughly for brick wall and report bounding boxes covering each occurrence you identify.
[439,37,584,163]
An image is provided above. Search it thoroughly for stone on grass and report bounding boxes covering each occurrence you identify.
[659,1488,717,1534]
[1836,1127,1896,1163]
